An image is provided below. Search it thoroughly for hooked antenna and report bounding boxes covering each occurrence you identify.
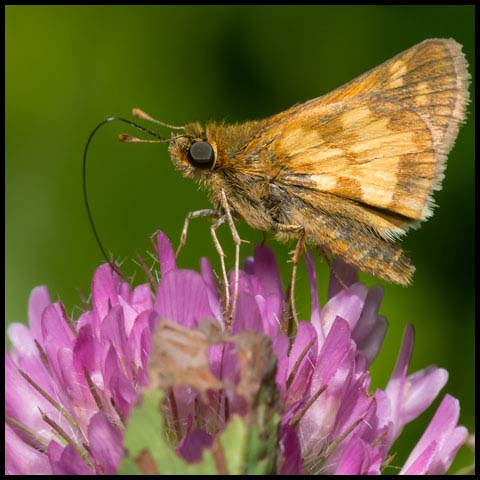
[82,116,170,278]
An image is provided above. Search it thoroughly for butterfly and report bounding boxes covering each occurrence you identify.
[86,38,469,323]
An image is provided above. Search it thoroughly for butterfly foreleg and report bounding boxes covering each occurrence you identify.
[210,215,230,319]
[176,208,221,258]
[219,189,246,324]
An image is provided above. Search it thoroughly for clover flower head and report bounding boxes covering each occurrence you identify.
[5,230,470,475]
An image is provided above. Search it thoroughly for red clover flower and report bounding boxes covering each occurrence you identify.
[5,231,470,474]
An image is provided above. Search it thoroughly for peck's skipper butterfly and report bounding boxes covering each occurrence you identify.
[95,37,468,315]
[158,38,469,287]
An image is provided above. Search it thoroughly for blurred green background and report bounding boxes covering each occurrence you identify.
[6,5,474,473]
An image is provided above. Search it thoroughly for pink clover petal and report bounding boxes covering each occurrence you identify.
[286,322,317,406]
[328,257,359,299]
[200,257,224,326]
[250,245,284,302]
[305,249,322,333]
[318,283,367,338]
[131,283,154,313]
[73,323,96,373]
[155,269,216,328]
[87,412,124,474]
[400,394,468,475]
[177,429,213,463]
[400,366,449,425]
[5,423,52,475]
[100,305,128,363]
[335,436,382,475]
[156,230,177,276]
[91,263,120,322]
[48,440,93,475]
[356,315,388,366]
[41,303,75,349]
[280,424,302,474]
[28,285,51,343]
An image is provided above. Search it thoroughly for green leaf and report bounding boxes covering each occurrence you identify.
[118,390,217,475]
[219,415,248,474]
[117,456,141,475]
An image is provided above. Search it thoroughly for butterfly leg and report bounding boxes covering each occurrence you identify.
[176,209,221,258]
[275,223,305,333]
[289,232,306,331]
[219,189,245,323]
[210,215,230,316]
[261,231,268,245]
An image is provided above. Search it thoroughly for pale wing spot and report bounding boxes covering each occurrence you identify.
[311,147,345,161]
[289,146,347,174]
[278,127,307,152]
[279,128,323,155]
[309,174,340,191]
[401,196,426,217]
[414,81,432,107]
[360,172,397,207]
[416,81,432,95]
[308,102,339,118]
[357,155,400,207]
[387,61,408,88]
[388,77,404,89]
[389,60,408,77]
[294,147,346,169]
[349,130,415,155]
[389,60,407,74]
[391,194,428,220]
[340,106,372,129]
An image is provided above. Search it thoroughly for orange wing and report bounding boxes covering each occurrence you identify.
[240,39,469,239]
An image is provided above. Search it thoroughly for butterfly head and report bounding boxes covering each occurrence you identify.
[168,123,218,180]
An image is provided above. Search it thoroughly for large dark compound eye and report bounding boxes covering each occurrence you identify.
[187,141,215,168]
